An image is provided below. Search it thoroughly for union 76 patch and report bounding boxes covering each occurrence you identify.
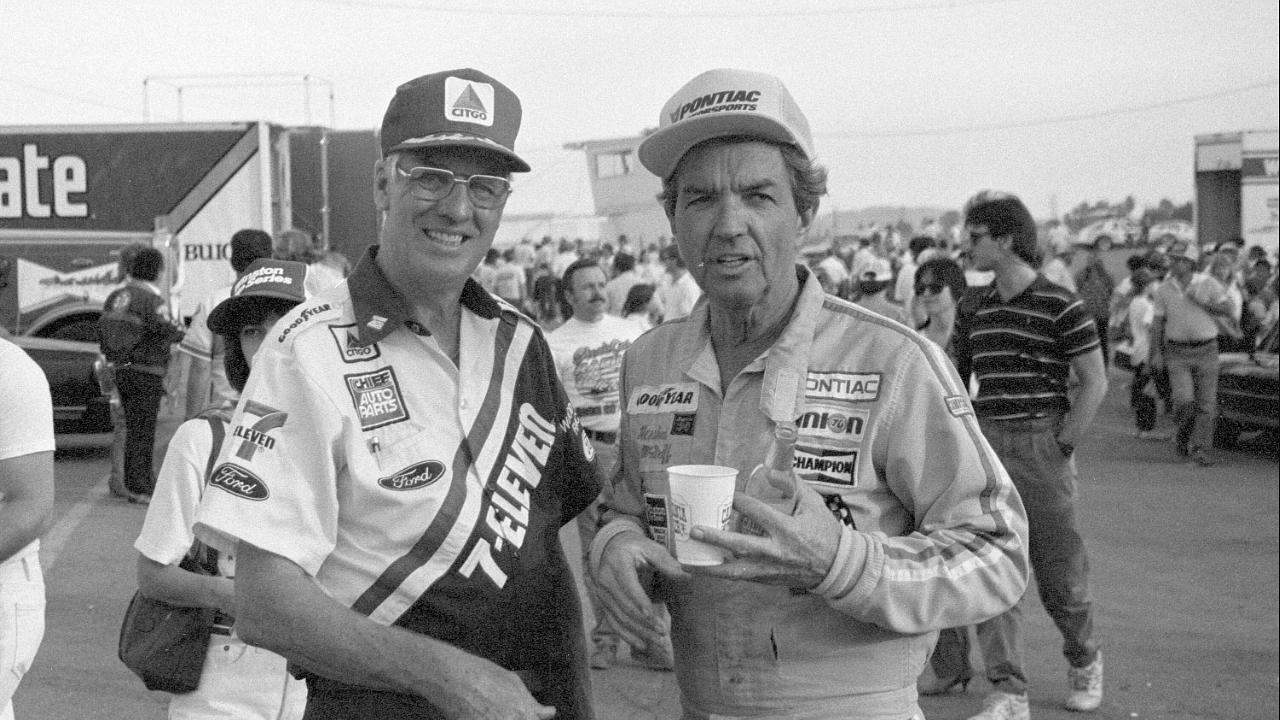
[345,367,410,430]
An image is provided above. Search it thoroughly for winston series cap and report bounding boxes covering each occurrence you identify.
[638,68,815,180]
[207,259,308,335]
[380,68,530,173]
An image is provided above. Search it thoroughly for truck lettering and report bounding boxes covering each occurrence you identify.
[184,243,232,262]
[0,144,88,219]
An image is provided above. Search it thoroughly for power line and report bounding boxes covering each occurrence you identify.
[821,78,1280,139]
[0,75,141,118]
[295,0,1020,18]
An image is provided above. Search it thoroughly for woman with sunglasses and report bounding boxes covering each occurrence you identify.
[913,257,969,364]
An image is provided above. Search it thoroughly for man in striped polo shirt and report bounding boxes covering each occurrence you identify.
[947,191,1109,719]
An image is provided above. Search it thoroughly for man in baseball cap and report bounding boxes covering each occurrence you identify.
[592,69,1028,719]
[196,70,598,719]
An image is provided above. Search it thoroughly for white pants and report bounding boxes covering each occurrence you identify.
[0,551,45,720]
[168,634,307,720]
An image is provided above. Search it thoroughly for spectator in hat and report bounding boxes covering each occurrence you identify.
[136,259,310,719]
[853,256,912,326]
[653,243,701,322]
[179,229,275,420]
[195,69,598,720]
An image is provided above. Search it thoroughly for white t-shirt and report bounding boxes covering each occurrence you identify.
[658,272,702,321]
[179,283,236,412]
[546,315,644,433]
[0,337,56,564]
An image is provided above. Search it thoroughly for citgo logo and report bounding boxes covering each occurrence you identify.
[445,77,494,127]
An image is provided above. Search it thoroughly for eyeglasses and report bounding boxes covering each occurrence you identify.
[395,165,512,209]
[915,281,947,296]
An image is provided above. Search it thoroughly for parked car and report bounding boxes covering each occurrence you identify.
[1073,217,1139,250]
[3,330,113,434]
[1216,322,1279,447]
[1146,220,1195,249]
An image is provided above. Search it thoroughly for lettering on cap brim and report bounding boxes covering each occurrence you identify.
[806,372,881,402]
[210,463,270,501]
[628,382,698,415]
[328,324,380,363]
[445,77,494,127]
[378,460,446,491]
[346,367,410,431]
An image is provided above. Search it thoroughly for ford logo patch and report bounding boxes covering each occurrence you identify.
[210,463,270,501]
[378,460,446,491]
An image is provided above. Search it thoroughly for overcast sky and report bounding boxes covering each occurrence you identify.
[5,0,1277,220]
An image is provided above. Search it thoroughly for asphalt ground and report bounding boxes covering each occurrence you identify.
[13,365,1278,720]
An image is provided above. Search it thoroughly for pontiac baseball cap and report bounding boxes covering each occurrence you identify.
[638,68,815,179]
[207,259,308,335]
[380,68,530,173]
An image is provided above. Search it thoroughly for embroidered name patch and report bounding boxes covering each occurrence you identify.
[345,367,409,430]
[328,324,380,363]
[806,372,882,402]
[210,463,270,501]
[628,382,698,415]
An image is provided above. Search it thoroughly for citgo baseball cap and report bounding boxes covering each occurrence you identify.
[380,68,530,173]
[207,259,308,335]
[638,68,815,180]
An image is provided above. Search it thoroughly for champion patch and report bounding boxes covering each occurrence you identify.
[209,463,270,501]
[794,445,859,487]
[328,324,380,363]
[945,395,973,417]
[806,372,881,402]
[345,367,409,430]
[795,404,868,444]
[628,382,698,415]
[378,460,446,491]
[445,77,495,127]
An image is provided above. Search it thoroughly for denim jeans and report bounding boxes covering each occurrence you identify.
[930,416,1099,694]
[1164,339,1219,454]
[1,550,44,720]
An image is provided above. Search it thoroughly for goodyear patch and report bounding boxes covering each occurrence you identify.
[794,404,867,445]
[644,493,670,548]
[628,382,698,415]
[345,367,409,430]
[806,371,881,402]
[670,413,696,436]
[945,395,972,417]
[794,445,859,487]
[329,324,380,363]
[276,304,332,343]
[209,463,269,501]
[378,460,446,491]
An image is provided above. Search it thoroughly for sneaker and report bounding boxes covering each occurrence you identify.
[968,691,1030,720]
[1064,652,1103,712]
[589,640,617,670]
[630,636,675,671]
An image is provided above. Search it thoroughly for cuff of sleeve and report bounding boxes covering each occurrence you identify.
[811,525,879,607]
[588,517,647,580]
